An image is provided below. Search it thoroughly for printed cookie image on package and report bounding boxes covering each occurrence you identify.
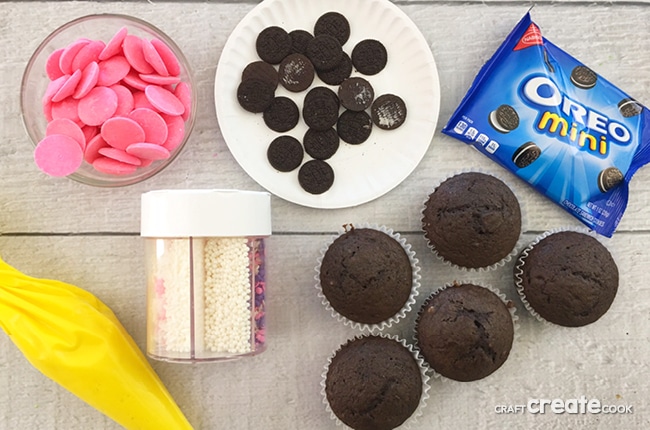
[442,12,650,237]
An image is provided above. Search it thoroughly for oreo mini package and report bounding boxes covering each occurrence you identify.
[442,12,650,237]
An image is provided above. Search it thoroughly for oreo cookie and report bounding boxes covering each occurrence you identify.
[242,61,279,90]
[289,29,314,55]
[267,135,304,172]
[512,141,541,168]
[338,77,374,112]
[337,110,373,144]
[256,26,292,64]
[598,167,624,193]
[278,53,315,92]
[317,52,352,86]
[371,94,407,130]
[298,159,335,194]
[303,127,340,160]
[303,86,340,131]
[237,79,275,113]
[306,35,343,71]
[263,97,299,132]
[351,39,387,76]
[618,98,643,118]
[570,65,597,90]
[314,11,350,46]
[488,104,519,133]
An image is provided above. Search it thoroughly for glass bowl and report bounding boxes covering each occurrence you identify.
[21,14,197,187]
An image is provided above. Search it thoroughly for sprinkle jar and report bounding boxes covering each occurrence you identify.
[141,189,271,363]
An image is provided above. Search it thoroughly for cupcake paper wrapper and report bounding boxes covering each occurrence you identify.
[419,168,528,272]
[320,333,431,430]
[314,222,421,332]
[513,226,613,326]
[413,280,520,383]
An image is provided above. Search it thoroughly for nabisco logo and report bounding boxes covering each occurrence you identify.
[514,23,543,51]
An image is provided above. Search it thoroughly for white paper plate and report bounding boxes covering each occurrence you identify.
[215,0,440,209]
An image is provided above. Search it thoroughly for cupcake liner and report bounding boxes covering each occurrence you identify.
[314,222,421,332]
[320,333,431,429]
[513,226,613,326]
[419,168,528,272]
[413,280,520,383]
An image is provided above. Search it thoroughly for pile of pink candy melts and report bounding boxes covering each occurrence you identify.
[37,26,192,177]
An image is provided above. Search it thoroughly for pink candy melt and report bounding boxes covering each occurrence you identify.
[34,134,84,177]
[37,27,190,178]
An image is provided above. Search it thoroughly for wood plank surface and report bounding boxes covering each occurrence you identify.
[1,1,649,429]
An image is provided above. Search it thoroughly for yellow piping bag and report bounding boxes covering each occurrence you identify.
[0,258,193,429]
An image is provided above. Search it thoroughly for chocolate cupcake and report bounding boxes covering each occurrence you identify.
[322,335,429,430]
[514,229,619,327]
[316,224,420,330]
[421,172,522,270]
[415,282,516,382]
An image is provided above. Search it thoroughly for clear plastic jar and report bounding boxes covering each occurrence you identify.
[140,189,271,363]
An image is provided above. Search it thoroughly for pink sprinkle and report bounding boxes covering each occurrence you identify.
[174,81,192,121]
[110,84,135,117]
[59,39,89,75]
[139,74,181,86]
[78,86,118,126]
[42,75,68,105]
[51,97,80,123]
[71,40,105,72]
[101,116,145,150]
[45,48,65,80]
[51,69,82,102]
[126,142,170,160]
[151,38,181,76]
[122,35,154,74]
[99,26,128,60]
[96,55,130,87]
[92,156,138,175]
[46,118,85,151]
[145,85,184,116]
[142,38,169,77]
[72,61,100,99]
[84,133,109,163]
[122,70,149,91]
[161,114,185,152]
[34,134,84,177]
[98,146,142,166]
[128,108,168,145]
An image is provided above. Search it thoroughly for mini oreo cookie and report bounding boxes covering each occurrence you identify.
[289,29,314,54]
[570,65,597,90]
[306,34,343,71]
[351,39,387,76]
[314,11,350,46]
[317,52,352,86]
[256,26,292,64]
[278,53,315,92]
[267,135,303,172]
[303,86,340,131]
[371,94,407,130]
[512,141,541,168]
[298,159,334,194]
[337,110,373,145]
[237,79,275,113]
[303,127,339,160]
[618,98,643,118]
[488,104,519,133]
[263,96,299,132]
[338,77,374,112]
[241,61,279,90]
[598,167,624,193]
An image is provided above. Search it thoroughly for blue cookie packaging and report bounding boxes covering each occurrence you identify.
[442,12,650,237]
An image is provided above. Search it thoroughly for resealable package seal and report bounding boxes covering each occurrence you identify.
[442,12,650,237]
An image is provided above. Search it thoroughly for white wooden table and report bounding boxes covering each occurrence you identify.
[1,1,649,429]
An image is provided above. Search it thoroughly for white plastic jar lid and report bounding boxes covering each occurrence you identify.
[141,189,272,237]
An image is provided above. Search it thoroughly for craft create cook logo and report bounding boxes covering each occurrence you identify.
[495,396,633,415]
